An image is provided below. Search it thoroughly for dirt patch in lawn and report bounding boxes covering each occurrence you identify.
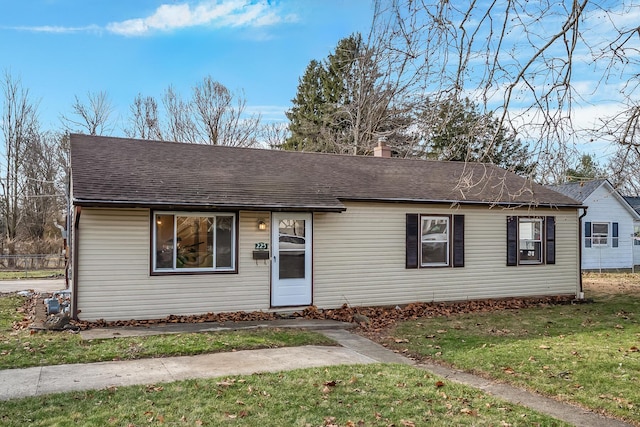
[583,272,640,297]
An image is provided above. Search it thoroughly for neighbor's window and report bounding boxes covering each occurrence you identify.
[591,222,609,246]
[635,225,640,246]
[153,212,235,273]
[420,216,449,266]
[519,218,543,264]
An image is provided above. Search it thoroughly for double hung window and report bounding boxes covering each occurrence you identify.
[406,214,464,269]
[518,218,543,264]
[506,216,555,266]
[153,212,236,273]
[420,216,449,267]
[584,221,619,248]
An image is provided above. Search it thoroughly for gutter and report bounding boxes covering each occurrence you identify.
[71,199,347,213]
[578,206,588,299]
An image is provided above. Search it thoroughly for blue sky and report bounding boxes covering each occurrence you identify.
[0,0,373,131]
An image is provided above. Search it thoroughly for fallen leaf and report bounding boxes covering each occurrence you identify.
[394,338,409,343]
[503,367,516,375]
[401,420,416,427]
[435,381,445,388]
[539,345,550,349]
[629,346,639,352]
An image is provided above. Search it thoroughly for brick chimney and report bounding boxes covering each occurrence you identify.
[374,139,391,158]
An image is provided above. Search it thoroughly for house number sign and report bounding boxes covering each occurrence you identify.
[255,242,268,250]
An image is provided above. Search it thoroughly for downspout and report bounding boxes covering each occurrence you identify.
[71,206,81,319]
[53,221,68,288]
[578,206,588,299]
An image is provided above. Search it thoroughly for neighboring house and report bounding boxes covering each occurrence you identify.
[69,134,583,322]
[623,196,640,269]
[548,180,640,272]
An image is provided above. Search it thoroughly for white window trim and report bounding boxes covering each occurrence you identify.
[518,217,543,265]
[419,215,450,267]
[152,211,236,273]
[591,222,609,247]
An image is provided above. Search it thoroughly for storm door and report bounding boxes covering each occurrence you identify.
[271,213,312,306]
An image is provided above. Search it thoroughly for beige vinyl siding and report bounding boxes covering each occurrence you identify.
[313,202,579,308]
[75,208,271,321]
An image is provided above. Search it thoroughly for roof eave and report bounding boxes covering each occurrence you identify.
[339,197,583,209]
[71,198,347,213]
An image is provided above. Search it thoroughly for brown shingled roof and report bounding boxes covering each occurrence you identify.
[70,134,581,211]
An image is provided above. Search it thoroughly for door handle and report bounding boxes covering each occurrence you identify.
[273,255,276,263]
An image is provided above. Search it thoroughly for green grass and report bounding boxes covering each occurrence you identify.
[383,277,640,424]
[0,296,335,369]
[0,363,570,427]
[0,269,63,280]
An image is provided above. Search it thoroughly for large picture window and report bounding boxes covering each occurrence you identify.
[153,212,236,273]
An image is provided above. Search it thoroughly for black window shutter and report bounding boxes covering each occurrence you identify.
[406,214,419,269]
[584,221,592,248]
[612,222,619,247]
[453,214,465,267]
[506,216,518,266]
[546,216,556,264]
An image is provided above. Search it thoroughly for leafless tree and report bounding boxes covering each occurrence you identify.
[368,1,640,184]
[191,76,260,146]
[261,122,290,148]
[0,71,39,255]
[21,131,65,241]
[162,86,199,143]
[609,145,640,195]
[125,94,163,140]
[126,76,261,147]
[61,90,115,136]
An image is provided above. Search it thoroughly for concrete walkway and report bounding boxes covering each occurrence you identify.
[0,278,65,294]
[0,321,633,427]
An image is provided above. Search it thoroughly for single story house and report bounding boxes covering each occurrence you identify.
[69,134,583,322]
[548,179,640,272]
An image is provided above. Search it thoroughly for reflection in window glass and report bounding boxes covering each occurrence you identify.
[278,219,306,279]
[420,216,449,266]
[216,216,233,268]
[155,214,174,269]
[592,222,609,246]
[176,216,213,269]
[519,218,542,264]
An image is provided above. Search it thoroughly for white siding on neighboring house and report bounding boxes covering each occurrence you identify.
[582,185,636,271]
[633,222,640,269]
[313,202,579,309]
[75,208,272,321]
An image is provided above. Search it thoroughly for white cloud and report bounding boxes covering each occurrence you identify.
[4,1,296,36]
[106,0,296,37]
[2,24,101,34]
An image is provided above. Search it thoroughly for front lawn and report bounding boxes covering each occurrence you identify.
[0,363,570,427]
[382,273,640,424]
[0,295,334,369]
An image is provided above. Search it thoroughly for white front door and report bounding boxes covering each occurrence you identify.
[271,213,312,307]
